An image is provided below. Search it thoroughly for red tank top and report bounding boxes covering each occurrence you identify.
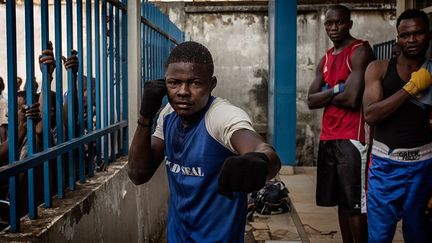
[320,39,366,142]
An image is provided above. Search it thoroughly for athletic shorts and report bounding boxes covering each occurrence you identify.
[368,140,432,243]
[316,139,368,214]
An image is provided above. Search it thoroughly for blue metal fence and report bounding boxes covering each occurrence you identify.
[373,39,396,60]
[0,0,183,233]
[141,0,184,85]
[0,0,129,232]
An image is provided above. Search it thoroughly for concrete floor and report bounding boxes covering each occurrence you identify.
[246,166,405,243]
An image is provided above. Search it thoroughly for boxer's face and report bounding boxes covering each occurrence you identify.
[324,9,352,44]
[397,17,430,58]
[165,62,216,121]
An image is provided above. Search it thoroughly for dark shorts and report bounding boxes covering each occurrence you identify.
[316,140,368,214]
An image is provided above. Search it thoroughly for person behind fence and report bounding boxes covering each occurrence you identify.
[16,76,23,91]
[363,9,432,243]
[128,41,281,242]
[307,4,374,243]
[0,91,42,222]
[0,77,8,143]
[38,43,93,141]
[39,44,99,176]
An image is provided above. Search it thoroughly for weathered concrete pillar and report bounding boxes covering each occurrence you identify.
[127,0,141,140]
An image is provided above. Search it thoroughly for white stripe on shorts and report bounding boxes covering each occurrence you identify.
[350,139,368,214]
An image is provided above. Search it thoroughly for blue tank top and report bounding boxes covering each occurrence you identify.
[163,97,247,242]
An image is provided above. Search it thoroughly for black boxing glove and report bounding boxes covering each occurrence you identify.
[139,79,167,118]
[217,152,269,199]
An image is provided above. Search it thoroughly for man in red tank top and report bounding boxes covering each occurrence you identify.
[307,5,374,243]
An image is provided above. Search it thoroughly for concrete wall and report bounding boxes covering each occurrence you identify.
[156,2,269,134]
[0,160,169,243]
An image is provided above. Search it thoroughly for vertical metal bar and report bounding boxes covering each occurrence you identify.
[162,14,165,76]
[95,0,102,167]
[146,0,150,82]
[102,0,109,165]
[148,3,152,81]
[122,0,128,155]
[160,13,163,78]
[162,14,166,76]
[66,0,76,190]
[115,6,121,156]
[142,0,145,86]
[146,0,151,82]
[152,5,156,80]
[373,45,377,59]
[154,9,158,79]
[143,0,147,85]
[109,4,115,161]
[157,12,160,78]
[150,4,155,80]
[77,0,85,183]
[6,0,19,232]
[140,3,144,89]
[54,0,65,198]
[271,0,296,165]
[41,0,52,208]
[87,0,95,176]
[156,11,160,78]
[24,0,37,219]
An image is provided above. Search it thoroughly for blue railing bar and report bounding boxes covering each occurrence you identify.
[150,5,155,80]
[161,12,165,76]
[141,1,145,87]
[102,0,109,165]
[162,13,166,77]
[6,0,19,232]
[159,12,163,78]
[107,0,127,11]
[141,24,145,88]
[109,4,115,161]
[163,12,166,76]
[140,1,149,83]
[147,0,151,81]
[115,6,121,156]
[122,0,128,156]
[155,5,158,78]
[143,0,147,18]
[148,1,151,80]
[142,1,148,87]
[77,0,85,183]
[54,0,65,199]
[145,23,149,83]
[86,0,94,177]
[154,4,158,79]
[150,6,154,80]
[24,0,37,219]
[66,0,76,190]
[155,11,159,78]
[0,121,128,179]
[41,0,52,209]
[153,8,157,79]
[95,0,102,167]
[141,16,179,45]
